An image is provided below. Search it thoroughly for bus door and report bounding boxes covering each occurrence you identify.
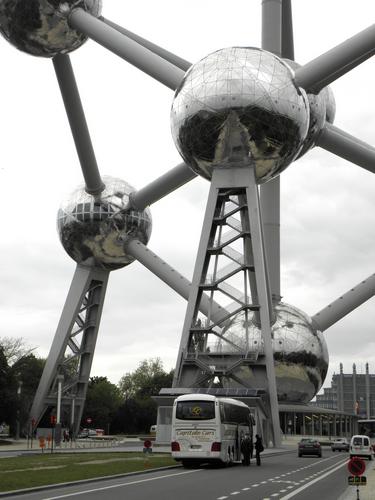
[237,424,250,461]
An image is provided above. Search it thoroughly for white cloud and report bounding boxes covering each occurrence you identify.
[0,0,374,394]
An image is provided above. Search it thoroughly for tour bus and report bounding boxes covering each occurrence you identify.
[171,393,254,467]
[358,419,375,451]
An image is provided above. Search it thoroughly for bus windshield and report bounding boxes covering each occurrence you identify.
[176,400,215,420]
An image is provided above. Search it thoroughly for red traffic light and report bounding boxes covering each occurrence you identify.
[50,415,57,425]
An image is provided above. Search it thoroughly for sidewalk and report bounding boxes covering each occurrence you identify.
[338,461,375,500]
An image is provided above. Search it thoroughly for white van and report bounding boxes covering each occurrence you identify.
[350,435,374,460]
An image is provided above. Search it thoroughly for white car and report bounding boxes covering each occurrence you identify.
[331,438,349,452]
[350,435,373,460]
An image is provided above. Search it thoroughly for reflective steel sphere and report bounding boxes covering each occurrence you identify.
[57,176,152,270]
[284,59,336,158]
[216,302,328,403]
[171,47,309,183]
[0,0,102,57]
[323,86,336,124]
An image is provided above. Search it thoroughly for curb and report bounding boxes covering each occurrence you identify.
[0,448,294,497]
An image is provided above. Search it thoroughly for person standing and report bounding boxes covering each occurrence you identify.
[255,434,264,466]
[241,433,252,465]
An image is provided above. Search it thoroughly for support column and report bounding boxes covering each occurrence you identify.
[29,265,109,435]
[172,166,280,447]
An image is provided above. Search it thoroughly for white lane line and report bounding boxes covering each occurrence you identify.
[242,487,250,491]
[279,459,347,500]
[217,497,228,500]
[252,484,260,487]
[280,490,287,493]
[230,493,240,496]
[271,494,279,497]
[43,469,202,499]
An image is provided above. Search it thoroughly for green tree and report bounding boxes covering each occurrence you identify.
[11,354,45,432]
[0,337,36,366]
[0,347,17,432]
[82,376,122,433]
[114,358,174,434]
[118,358,173,400]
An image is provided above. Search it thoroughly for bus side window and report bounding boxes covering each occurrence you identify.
[220,403,226,423]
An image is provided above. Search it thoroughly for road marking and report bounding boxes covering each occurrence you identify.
[271,494,279,497]
[44,469,202,499]
[279,459,347,500]
[242,487,250,491]
[252,484,260,487]
[230,493,240,496]
[217,497,228,500]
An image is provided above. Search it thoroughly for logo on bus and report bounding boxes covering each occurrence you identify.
[191,406,202,416]
[176,429,215,442]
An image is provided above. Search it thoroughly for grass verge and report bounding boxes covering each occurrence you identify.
[0,452,176,492]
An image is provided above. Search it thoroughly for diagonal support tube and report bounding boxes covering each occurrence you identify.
[100,17,192,72]
[129,163,197,211]
[311,273,375,332]
[69,9,186,90]
[124,238,227,322]
[294,24,375,93]
[317,124,375,174]
[53,54,105,195]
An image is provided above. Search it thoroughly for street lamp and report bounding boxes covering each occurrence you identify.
[15,378,23,440]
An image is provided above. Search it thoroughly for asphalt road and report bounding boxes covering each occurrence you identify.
[2,450,356,500]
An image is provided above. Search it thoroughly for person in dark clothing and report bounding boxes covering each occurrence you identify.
[255,434,264,466]
[241,433,252,466]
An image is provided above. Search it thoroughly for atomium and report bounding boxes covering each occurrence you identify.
[171,47,310,182]
[58,176,152,270]
[0,1,373,444]
[0,0,102,57]
[216,303,329,403]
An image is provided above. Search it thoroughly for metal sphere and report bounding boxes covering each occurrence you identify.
[171,47,309,183]
[284,59,336,158]
[217,302,329,403]
[57,176,152,270]
[0,0,102,57]
[323,85,336,124]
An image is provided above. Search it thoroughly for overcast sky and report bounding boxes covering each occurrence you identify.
[0,1,374,396]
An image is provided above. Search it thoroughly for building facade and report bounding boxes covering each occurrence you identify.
[315,363,375,417]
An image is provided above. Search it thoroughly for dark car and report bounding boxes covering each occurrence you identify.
[331,438,349,452]
[298,438,322,457]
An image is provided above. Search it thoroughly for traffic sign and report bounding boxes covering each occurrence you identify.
[348,457,366,476]
[143,439,152,449]
[348,476,367,486]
